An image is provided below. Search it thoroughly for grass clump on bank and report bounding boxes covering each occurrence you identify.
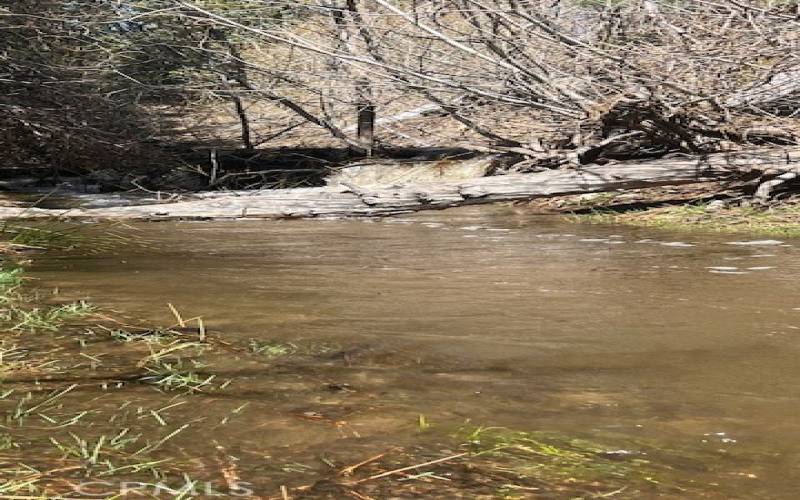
[572,202,800,237]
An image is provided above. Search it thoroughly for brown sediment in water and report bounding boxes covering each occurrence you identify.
[3,206,799,498]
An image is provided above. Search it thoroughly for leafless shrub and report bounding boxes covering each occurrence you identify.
[172,0,800,156]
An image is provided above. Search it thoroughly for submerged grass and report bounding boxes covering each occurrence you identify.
[0,267,23,293]
[9,300,94,332]
[0,260,93,377]
[0,263,93,332]
[140,358,218,393]
[0,226,255,497]
[461,426,660,489]
[0,219,138,254]
[572,202,800,237]
[324,425,704,499]
[106,326,187,344]
[248,338,337,358]
[0,255,343,496]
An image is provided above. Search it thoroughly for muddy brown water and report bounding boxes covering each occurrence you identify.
[24,206,800,498]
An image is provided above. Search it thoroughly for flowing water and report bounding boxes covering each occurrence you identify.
[23,206,800,498]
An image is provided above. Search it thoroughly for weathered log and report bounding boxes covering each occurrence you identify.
[754,170,800,202]
[724,67,800,115]
[2,148,799,220]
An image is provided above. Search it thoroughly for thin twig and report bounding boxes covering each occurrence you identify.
[339,451,392,476]
[352,452,469,484]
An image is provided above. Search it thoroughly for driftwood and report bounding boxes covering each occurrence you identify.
[3,148,800,221]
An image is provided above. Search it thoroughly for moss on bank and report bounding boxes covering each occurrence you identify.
[569,202,800,237]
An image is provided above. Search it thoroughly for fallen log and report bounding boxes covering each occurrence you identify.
[3,148,800,220]
[724,66,800,116]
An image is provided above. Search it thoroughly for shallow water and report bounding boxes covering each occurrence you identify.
[26,206,800,497]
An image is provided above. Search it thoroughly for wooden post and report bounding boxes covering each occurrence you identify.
[355,78,375,156]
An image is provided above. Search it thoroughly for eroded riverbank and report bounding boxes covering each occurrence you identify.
[3,207,800,498]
